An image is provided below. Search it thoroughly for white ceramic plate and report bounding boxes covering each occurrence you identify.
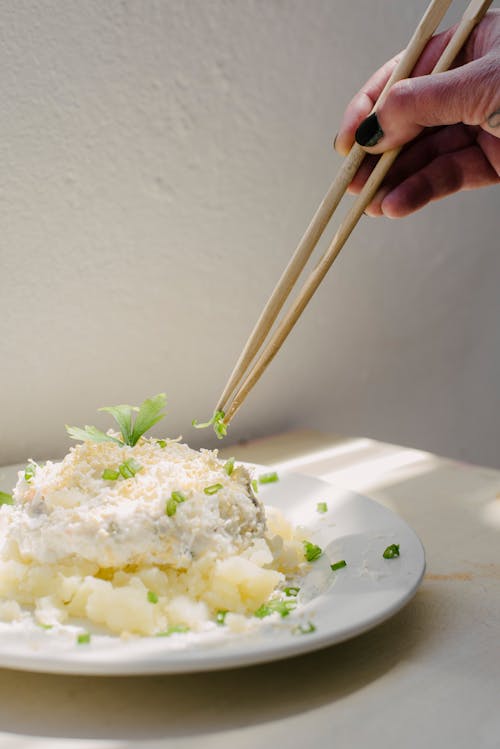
[0,463,425,675]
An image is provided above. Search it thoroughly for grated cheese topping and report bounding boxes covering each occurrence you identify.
[7,438,266,568]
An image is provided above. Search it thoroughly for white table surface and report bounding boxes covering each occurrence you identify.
[0,430,499,749]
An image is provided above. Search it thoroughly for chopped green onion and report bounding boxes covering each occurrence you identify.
[147,590,159,604]
[119,458,142,479]
[24,463,36,482]
[383,544,400,559]
[283,586,300,597]
[251,479,259,494]
[192,410,227,439]
[204,483,223,495]
[303,541,323,562]
[293,621,316,635]
[77,632,91,644]
[258,471,279,484]
[0,492,14,506]
[254,599,296,619]
[316,502,328,514]
[156,624,189,637]
[166,498,177,517]
[216,610,228,625]
[330,560,347,571]
[102,468,120,481]
[157,439,167,448]
[171,491,186,504]
[166,491,186,517]
[224,457,235,476]
[37,622,53,630]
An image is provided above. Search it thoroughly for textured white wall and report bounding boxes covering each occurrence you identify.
[1,0,499,468]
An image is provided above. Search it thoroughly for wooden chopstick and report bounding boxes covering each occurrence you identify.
[223,0,492,424]
[215,0,453,414]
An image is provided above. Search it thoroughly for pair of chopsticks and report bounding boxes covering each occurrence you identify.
[216,0,492,426]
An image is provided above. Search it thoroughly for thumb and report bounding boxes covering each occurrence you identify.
[355,56,500,152]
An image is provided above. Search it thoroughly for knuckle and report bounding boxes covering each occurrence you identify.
[386,79,418,120]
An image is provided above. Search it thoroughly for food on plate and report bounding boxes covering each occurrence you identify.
[0,395,310,637]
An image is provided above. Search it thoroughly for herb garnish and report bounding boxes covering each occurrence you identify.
[102,468,120,481]
[166,491,186,517]
[67,393,167,447]
[0,492,14,506]
[383,544,400,559]
[283,586,300,597]
[224,457,235,476]
[303,541,322,562]
[24,463,37,483]
[77,632,91,644]
[258,472,279,484]
[102,459,142,481]
[330,560,347,571]
[293,621,316,635]
[192,410,227,440]
[254,599,297,619]
[216,610,228,625]
[251,479,259,494]
[147,591,159,604]
[204,483,223,495]
[316,502,328,513]
[156,624,189,637]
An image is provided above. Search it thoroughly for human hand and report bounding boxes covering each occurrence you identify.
[335,10,500,218]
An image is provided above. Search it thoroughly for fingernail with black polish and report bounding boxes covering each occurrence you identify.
[355,112,384,147]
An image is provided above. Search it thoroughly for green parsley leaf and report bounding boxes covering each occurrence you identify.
[166,490,186,517]
[0,491,14,505]
[383,543,400,559]
[283,586,300,597]
[156,624,189,637]
[216,610,228,625]
[204,483,223,495]
[330,560,347,571]
[192,410,227,440]
[102,468,120,481]
[147,590,159,604]
[316,502,328,514]
[67,394,166,447]
[77,632,91,644]
[119,458,143,479]
[254,599,297,619]
[24,463,37,483]
[293,621,316,635]
[251,479,259,494]
[258,471,279,484]
[98,404,136,445]
[129,394,167,446]
[66,425,123,445]
[303,541,322,562]
[224,457,235,476]
[157,439,167,448]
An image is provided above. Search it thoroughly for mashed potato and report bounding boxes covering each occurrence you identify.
[0,436,305,636]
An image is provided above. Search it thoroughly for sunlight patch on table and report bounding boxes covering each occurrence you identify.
[320,449,435,493]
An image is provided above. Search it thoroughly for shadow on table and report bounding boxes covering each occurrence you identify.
[0,586,447,742]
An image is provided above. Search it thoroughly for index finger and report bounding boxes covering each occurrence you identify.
[335,54,401,157]
[334,25,459,156]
